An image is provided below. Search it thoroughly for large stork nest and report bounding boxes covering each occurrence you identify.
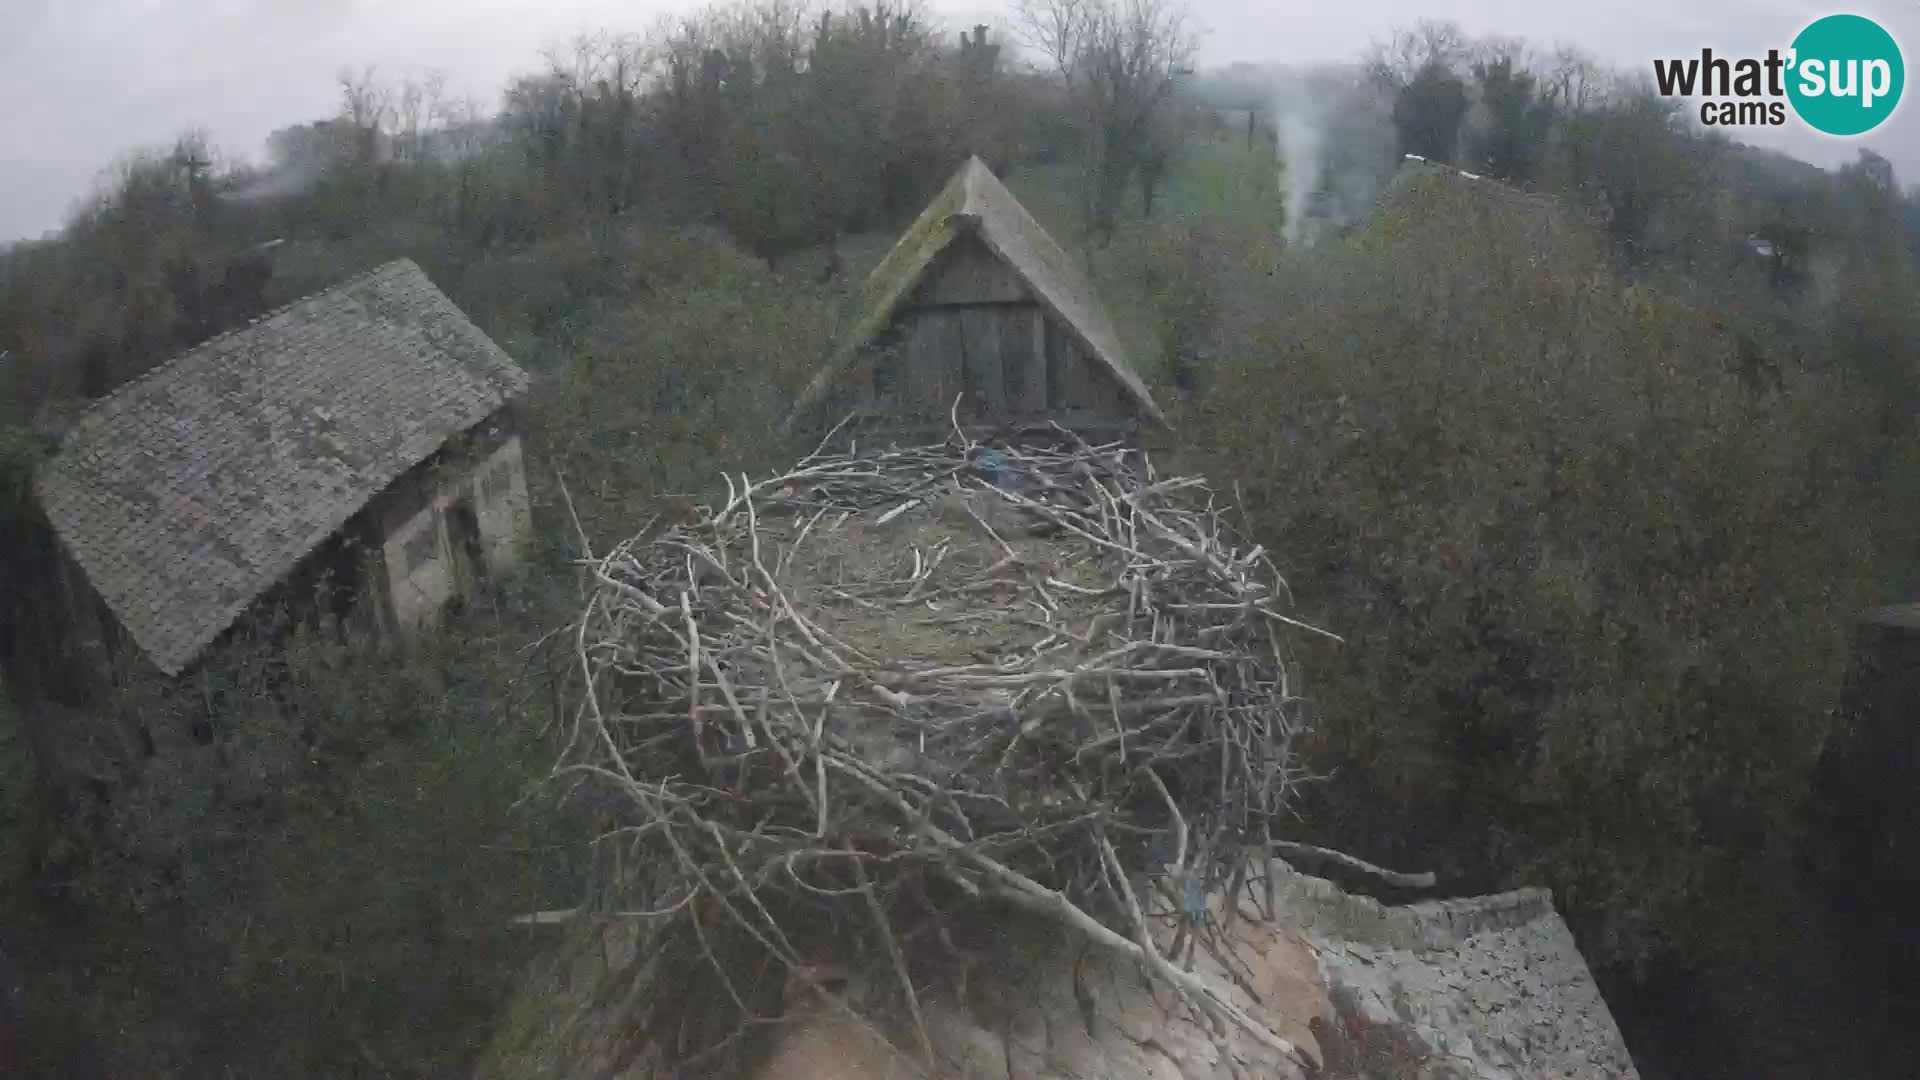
[559,426,1343,1076]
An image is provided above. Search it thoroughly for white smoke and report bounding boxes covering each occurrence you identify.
[1278,101,1324,246]
[1271,64,1398,247]
[219,161,327,204]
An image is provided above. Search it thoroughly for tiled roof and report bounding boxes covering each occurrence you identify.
[790,156,1166,428]
[35,259,528,675]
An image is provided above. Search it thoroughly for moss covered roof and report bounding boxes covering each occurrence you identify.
[790,156,1165,429]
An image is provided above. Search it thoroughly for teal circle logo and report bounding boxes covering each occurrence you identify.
[1787,14,1904,136]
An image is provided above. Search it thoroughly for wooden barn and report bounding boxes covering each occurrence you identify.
[787,156,1166,439]
[19,259,532,694]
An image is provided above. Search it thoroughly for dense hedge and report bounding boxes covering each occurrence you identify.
[1165,168,1892,1075]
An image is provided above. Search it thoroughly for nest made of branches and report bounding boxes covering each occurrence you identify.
[558,424,1340,1076]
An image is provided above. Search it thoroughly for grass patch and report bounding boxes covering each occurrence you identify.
[1154,134,1284,228]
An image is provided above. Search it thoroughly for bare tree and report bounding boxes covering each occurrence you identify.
[396,79,426,158]
[1470,35,1534,72]
[542,30,650,101]
[1363,19,1466,91]
[1017,0,1093,79]
[431,93,489,161]
[389,68,448,163]
[1545,45,1610,113]
[337,66,394,166]
[1015,0,1200,243]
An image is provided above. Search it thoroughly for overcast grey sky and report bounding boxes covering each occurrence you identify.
[2,0,1915,242]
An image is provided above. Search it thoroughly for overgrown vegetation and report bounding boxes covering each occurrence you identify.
[3,1,1920,1077]
[1202,165,1870,979]
[5,582,594,1077]
[1114,67,1920,1077]
[0,211,851,1075]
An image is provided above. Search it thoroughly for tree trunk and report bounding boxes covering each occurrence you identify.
[1139,159,1165,218]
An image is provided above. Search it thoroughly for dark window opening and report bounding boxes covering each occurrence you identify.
[446,499,487,614]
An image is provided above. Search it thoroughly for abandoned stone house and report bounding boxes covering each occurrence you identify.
[787,155,1167,440]
[16,258,531,698]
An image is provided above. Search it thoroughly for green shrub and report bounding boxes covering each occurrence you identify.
[523,242,838,542]
[5,563,592,1078]
[1189,176,1879,979]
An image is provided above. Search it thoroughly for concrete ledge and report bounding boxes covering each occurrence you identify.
[1270,863,1558,953]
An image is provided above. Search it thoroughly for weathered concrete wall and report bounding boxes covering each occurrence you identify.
[1269,870,1559,952]
[471,435,532,577]
[381,501,455,633]
[1276,875,1639,1079]
[376,424,531,634]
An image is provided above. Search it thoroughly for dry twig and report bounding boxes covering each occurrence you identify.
[559,431,1340,1072]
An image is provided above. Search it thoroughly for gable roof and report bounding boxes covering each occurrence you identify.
[788,156,1166,430]
[35,259,529,675]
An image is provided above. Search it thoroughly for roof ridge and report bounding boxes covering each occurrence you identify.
[57,258,421,430]
[956,155,985,218]
[1274,864,1561,952]
[959,162,1166,426]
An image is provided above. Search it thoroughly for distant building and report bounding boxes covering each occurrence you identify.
[23,259,531,690]
[787,156,1166,441]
